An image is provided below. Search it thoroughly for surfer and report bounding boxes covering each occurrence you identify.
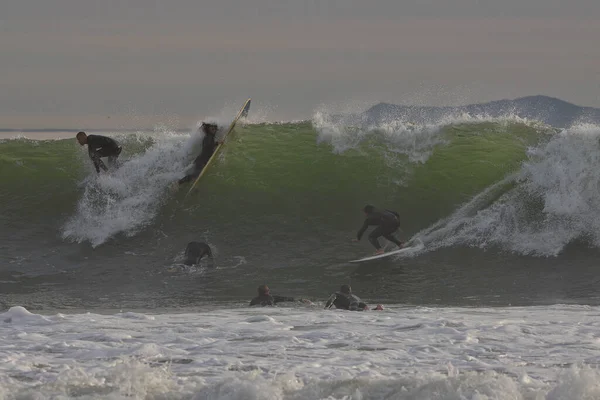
[177,122,220,185]
[249,285,309,306]
[325,284,373,311]
[76,131,122,173]
[354,204,404,255]
[325,285,384,311]
[184,241,214,266]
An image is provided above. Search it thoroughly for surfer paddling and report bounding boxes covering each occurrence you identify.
[325,284,383,311]
[353,204,404,255]
[249,284,311,307]
[76,131,122,173]
[177,122,221,186]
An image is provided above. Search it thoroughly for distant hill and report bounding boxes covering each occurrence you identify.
[354,96,600,128]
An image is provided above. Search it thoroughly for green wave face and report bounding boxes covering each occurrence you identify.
[1,120,546,254]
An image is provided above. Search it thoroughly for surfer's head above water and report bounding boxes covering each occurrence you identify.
[363,204,375,214]
[76,131,87,145]
[340,284,352,295]
[200,122,218,135]
[257,284,270,295]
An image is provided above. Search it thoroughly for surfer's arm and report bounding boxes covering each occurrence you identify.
[324,294,337,309]
[249,297,261,306]
[356,220,369,240]
[272,295,295,304]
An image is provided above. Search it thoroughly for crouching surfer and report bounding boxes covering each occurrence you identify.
[353,204,404,255]
[76,131,122,173]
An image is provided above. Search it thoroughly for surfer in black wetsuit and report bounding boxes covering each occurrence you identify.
[325,284,370,311]
[178,123,220,185]
[249,285,308,306]
[76,131,122,173]
[354,204,404,255]
[184,241,214,266]
[325,285,384,311]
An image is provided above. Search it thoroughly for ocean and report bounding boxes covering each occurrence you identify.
[2,107,600,398]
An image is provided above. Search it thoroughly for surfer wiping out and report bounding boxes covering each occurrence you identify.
[177,122,221,185]
[184,242,214,266]
[76,131,122,173]
[353,204,404,255]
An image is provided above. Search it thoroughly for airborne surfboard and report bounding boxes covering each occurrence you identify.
[185,98,251,198]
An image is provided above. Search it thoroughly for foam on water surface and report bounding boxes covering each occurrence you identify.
[1,305,600,399]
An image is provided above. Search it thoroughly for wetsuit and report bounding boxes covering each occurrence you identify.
[184,242,213,266]
[249,294,296,307]
[179,133,218,184]
[325,292,369,311]
[357,208,403,250]
[86,134,122,173]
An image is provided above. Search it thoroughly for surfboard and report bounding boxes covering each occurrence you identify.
[185,98,251,198]
[349,240,424,263]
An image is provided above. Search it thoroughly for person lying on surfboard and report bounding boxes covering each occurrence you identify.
[249,284,311,307]
[353,204,404,255]
[177,122,221,185]
[76,131,122,173]
[324,284,384,311]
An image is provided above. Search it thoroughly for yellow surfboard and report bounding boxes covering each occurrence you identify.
[185,98,251,198]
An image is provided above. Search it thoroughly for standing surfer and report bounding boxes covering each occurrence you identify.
[76,131,122,173]
[353,204,404,255]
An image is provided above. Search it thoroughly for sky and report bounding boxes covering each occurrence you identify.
[1,0,599,129]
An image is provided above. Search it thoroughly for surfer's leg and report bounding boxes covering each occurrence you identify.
[368,227,384,250]
[383,233,403,248]
[107,147,122,169]
[382,222,403,248]
[90,151,108,172]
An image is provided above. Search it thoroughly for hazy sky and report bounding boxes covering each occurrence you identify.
[2,0,599,129]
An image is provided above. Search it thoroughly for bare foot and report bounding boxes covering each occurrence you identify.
[374,249,385,255]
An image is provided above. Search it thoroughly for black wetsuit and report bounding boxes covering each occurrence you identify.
[325,292,368,311]
[184,242,213,266]
[86,135,122,173]
[179,133,218,184]
[249,294,296,307]
[357,208,403,250]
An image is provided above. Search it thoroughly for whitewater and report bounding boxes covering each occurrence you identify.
[2,305,600,399]
[3,99,600,398]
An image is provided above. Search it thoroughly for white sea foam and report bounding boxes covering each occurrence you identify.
[414,123,600,257]
[312,108,547,165]
[1,304,599,399]
[61,128,198,247]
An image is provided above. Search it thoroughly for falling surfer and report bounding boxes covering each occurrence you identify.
[175,122,221,187]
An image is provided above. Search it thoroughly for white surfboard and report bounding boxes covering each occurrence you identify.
[349,240,424,263]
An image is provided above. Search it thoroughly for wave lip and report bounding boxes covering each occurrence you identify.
[413,123,600,257]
